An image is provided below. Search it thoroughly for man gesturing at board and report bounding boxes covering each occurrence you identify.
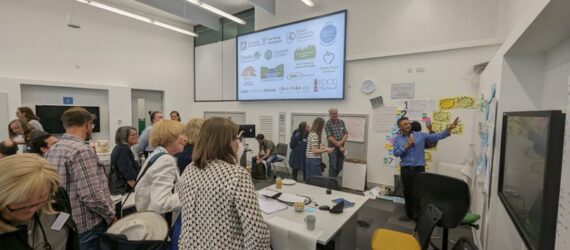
[393,116,460,221]
[325,108,348,178]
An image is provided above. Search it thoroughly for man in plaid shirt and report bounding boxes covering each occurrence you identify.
[46,107,115,250]
[325,108,348,178]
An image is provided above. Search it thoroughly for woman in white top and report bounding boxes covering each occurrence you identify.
[305,117,333,177]
[16,107,44,132]
[134,120,186,224]
[177,117,270,250]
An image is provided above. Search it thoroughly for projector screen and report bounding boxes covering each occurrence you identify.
[236,10,346,101]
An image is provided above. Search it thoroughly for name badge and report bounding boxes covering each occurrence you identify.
[50,212,70,231]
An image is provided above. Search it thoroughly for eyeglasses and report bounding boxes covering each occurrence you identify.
[7,199,50,212]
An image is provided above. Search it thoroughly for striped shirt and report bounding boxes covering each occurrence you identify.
[45,134,115,233]
[305,132,321,159]
[325,119,347,147]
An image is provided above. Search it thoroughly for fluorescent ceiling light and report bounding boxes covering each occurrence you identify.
[301,0,314,7]
[76,0,197,37]
[185,0,246,25]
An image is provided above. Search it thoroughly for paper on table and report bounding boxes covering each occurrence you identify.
[268,216,324,250]
[258,195,287,214]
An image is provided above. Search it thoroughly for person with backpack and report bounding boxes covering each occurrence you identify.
[289,122,309,181]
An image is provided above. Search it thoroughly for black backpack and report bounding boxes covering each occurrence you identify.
[252,162,266,180]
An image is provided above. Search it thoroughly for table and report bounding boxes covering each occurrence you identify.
[258,182,368,249]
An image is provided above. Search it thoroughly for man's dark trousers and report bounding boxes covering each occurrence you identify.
[400,165,425,219]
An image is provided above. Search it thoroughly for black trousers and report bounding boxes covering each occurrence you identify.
[400,165,425,219]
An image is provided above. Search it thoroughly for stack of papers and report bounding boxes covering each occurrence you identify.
[258,195,287,214]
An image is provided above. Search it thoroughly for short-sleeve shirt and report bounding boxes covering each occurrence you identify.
[259,140,276,155]
[305,132,321,159]
[325,119,348,147]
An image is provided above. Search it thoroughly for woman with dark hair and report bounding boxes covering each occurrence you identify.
[109,126,140,196]
[305,117,333,177]
[8,119,34,145]
[16,107,44,132]
[289,121,310,181]
[177,117,270,249]
[170,111,181,122]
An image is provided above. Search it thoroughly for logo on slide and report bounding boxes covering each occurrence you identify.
[240,41,247,50]
[286,32,296,44]
[241,66,256,77]
[323,51,335,64]
[264,50,273,60]
[287,72,307,81]
[294,45,316,61]
[260,64,284,80]
[254,51,261,59]
[319,78,339,90]
[320,24,337,46]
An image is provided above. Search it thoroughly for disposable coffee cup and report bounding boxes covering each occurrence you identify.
[305,215,316,230]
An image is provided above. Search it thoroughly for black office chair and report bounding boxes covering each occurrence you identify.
[415,173,470,250]
[272,143,290,178]
[451,237,478,250]
[305,176,340,190]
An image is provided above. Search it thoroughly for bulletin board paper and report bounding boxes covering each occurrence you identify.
[373,107,398,133]
[555,74,570,249]
[342,116,366,143]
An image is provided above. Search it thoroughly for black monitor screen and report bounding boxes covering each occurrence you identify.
[239,124,256,138]
[35,105,101,134]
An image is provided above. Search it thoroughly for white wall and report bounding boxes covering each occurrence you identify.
[188,44,498,185]
[0,0,194,143]
[20,84,110,140]
[257,0,501,60]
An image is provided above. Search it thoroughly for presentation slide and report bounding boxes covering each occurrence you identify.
[236,11,346,101]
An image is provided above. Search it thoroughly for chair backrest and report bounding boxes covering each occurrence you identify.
[415,173,470,229]
[305,176,340,190]
[414,204,443,250]
[276,143,288,156]
[451,236,479,250]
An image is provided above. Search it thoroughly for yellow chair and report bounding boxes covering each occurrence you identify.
[371,204,442,250]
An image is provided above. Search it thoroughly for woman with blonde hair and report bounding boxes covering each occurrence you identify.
[175,118,204,174]
[134,120,186,225]
[178,117,270,249]
[0,154,78,249]
[305,117,333,177]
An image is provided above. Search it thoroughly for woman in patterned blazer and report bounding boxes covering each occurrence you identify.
[177,117,270,250]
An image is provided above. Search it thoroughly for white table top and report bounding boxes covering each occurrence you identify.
[258,182,369,244]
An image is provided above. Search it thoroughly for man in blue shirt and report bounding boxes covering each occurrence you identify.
[393,116,460,220]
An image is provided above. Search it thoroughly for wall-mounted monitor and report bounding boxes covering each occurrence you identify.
[35,105,101,134]
[236,10,346,101]
[498,110,565,250]
[239,124,256,138]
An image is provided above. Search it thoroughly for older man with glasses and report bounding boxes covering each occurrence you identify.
[325,108,348,178]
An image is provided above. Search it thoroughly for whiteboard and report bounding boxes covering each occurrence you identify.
[342,116,366,143]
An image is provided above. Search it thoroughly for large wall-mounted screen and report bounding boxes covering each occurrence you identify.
[236,10,346,101]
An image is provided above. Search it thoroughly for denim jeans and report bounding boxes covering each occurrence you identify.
[79,221,107,250]
[305,158,322,178]
[265,154,284,177]
[328,148,345,177]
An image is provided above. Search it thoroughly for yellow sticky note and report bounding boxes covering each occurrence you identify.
[439,98,457,110]
[456,96,476,108]
[384,143,393,150]
[431,122,446,132]
[425,151,432,162]
[451,124,464,135]
[432,111,450,123]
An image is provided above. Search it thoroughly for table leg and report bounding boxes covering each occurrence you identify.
[334,214,357,249]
